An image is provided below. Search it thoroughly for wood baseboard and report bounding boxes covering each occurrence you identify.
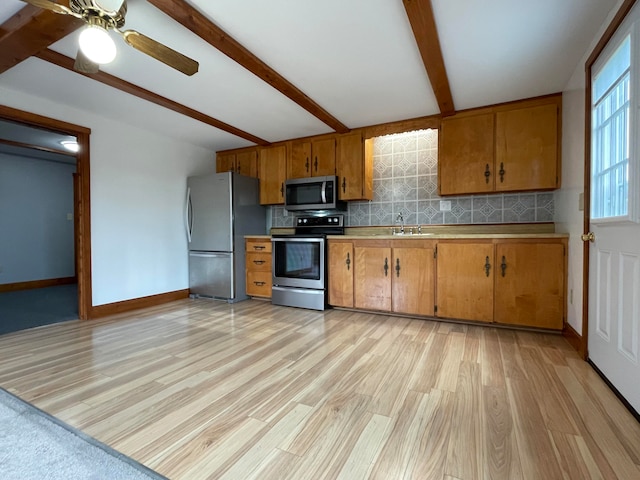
[563,323,583,356]
[90,289,190,319]
[0,277,76,293]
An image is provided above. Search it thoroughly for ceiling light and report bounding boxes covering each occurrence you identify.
[78,25,117,65]
[60,140,80,153]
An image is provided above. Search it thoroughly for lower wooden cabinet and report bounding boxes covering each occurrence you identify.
[327,237,567,330]
[329,239,435,316]
[328,241,354,308]
[436,241,495,323]
[245,238,272,298]
[494,241,565,329]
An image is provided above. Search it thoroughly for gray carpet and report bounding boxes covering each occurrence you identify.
[0,388,167,480]
[0,284,78,335]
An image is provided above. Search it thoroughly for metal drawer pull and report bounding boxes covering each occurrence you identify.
[484,164,491,183]
[501,256,507,277]
[396,258,401,277]
[485,256,491,277]
[342,177,346,193]
[346,252,351,271]
[253,245,265,250]
[384,257,389,277]
[253,260,266,265]
[499,162,505,183]
[314,157,318,171]
[254,281,266,286]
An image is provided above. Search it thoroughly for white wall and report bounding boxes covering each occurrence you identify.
[557,0,625,334]
[0,152,75,283]
[0,86,216,306]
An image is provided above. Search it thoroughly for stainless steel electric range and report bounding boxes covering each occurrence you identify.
[271,214,344,310]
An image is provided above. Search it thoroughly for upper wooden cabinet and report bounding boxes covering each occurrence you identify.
[495,103,559,192]
[336,132,373,201]
[439,95,561,195]
[288,137,336,179]
[439,113,495,195]
[216,149,258,178]
[259,145,287,205]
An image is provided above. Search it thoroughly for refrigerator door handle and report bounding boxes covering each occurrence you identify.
[189,252,232,258]
[321,181,327,204]
[185,187,192,243]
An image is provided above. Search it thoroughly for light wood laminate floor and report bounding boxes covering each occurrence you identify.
[1,298,639,479]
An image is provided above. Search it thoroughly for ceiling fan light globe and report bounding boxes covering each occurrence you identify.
[79,25,117,65]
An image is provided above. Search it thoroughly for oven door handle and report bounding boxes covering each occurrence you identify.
[271,237,325,243]
[321,181,327,204]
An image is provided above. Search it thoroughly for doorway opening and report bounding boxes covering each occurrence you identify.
[0,105,92,332]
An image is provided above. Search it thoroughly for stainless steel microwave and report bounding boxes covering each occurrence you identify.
[284,175,344,211]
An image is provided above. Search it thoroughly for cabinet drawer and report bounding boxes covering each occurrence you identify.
[247,252,271,271]
[247,271,272,297]
[246,239,272,253]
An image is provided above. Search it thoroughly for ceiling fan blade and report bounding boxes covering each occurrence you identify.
[20,0,78,17]
[74,49,99,74]
[119,30,199,76]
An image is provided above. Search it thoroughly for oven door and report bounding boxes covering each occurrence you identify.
[272,236,326,290]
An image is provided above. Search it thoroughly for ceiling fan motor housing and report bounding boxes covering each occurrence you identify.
[70,0,127,29]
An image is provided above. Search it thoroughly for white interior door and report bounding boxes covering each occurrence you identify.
[587,13,640,414]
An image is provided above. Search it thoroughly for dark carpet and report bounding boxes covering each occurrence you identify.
[0,284,78,336]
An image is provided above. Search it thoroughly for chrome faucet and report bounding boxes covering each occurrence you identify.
[395,212,404,235]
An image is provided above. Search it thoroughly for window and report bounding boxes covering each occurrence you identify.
[591,35,631,220]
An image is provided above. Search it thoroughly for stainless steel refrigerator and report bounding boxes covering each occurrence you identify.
[186,171,265,302]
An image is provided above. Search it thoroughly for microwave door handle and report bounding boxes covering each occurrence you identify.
[321,181,327,204]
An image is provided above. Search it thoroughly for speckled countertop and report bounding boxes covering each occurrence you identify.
[255,222,569,239]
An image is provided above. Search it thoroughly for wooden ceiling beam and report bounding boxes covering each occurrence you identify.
[403,0,455,116]
[0,4,82,75]
[35,49,271,146]
[146,0,350,134]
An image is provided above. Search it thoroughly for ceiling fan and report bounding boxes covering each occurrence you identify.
[21,0,199,76]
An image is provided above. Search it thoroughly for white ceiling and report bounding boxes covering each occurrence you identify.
[0,0,620,152]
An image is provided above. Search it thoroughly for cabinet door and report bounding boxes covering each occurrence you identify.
[289,141,312,179]
[236,150,258,178]
[336,133,373,200]
[259,145,287,205]
[494,242,565,329]
[495,103,559,191]
[355,246,391,311]
[328,241,354,308]
[392,246,435,316]
[439,113,495,195]
[216,152,235,173]
[436,242,494,322]
[311,137,336,176]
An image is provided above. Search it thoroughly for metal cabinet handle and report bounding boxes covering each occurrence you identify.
[485,256,491,277]
[253,245,265,250]
[396,258,400,277]
[253,260,266,265]
[346,252,351,271]
[500,255,506,277]
[384,257,389,277]
[484,164,491,183]
[341,177,346,193]
[314,157,318,172]
[254,281,266,286]
[280,183,284,196]
[499,162,505,183]
[305,157,309,172]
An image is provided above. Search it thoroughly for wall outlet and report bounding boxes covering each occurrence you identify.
[67,213,73,220]
[570,289,573,305]
[440,200,452,212]
[578,193,584,212]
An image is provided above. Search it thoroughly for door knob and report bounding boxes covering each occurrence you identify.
[581,232,595,242]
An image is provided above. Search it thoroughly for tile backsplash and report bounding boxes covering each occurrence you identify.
[270,129,554,228]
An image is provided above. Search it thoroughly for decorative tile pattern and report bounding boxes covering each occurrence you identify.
[270,129,555,227]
